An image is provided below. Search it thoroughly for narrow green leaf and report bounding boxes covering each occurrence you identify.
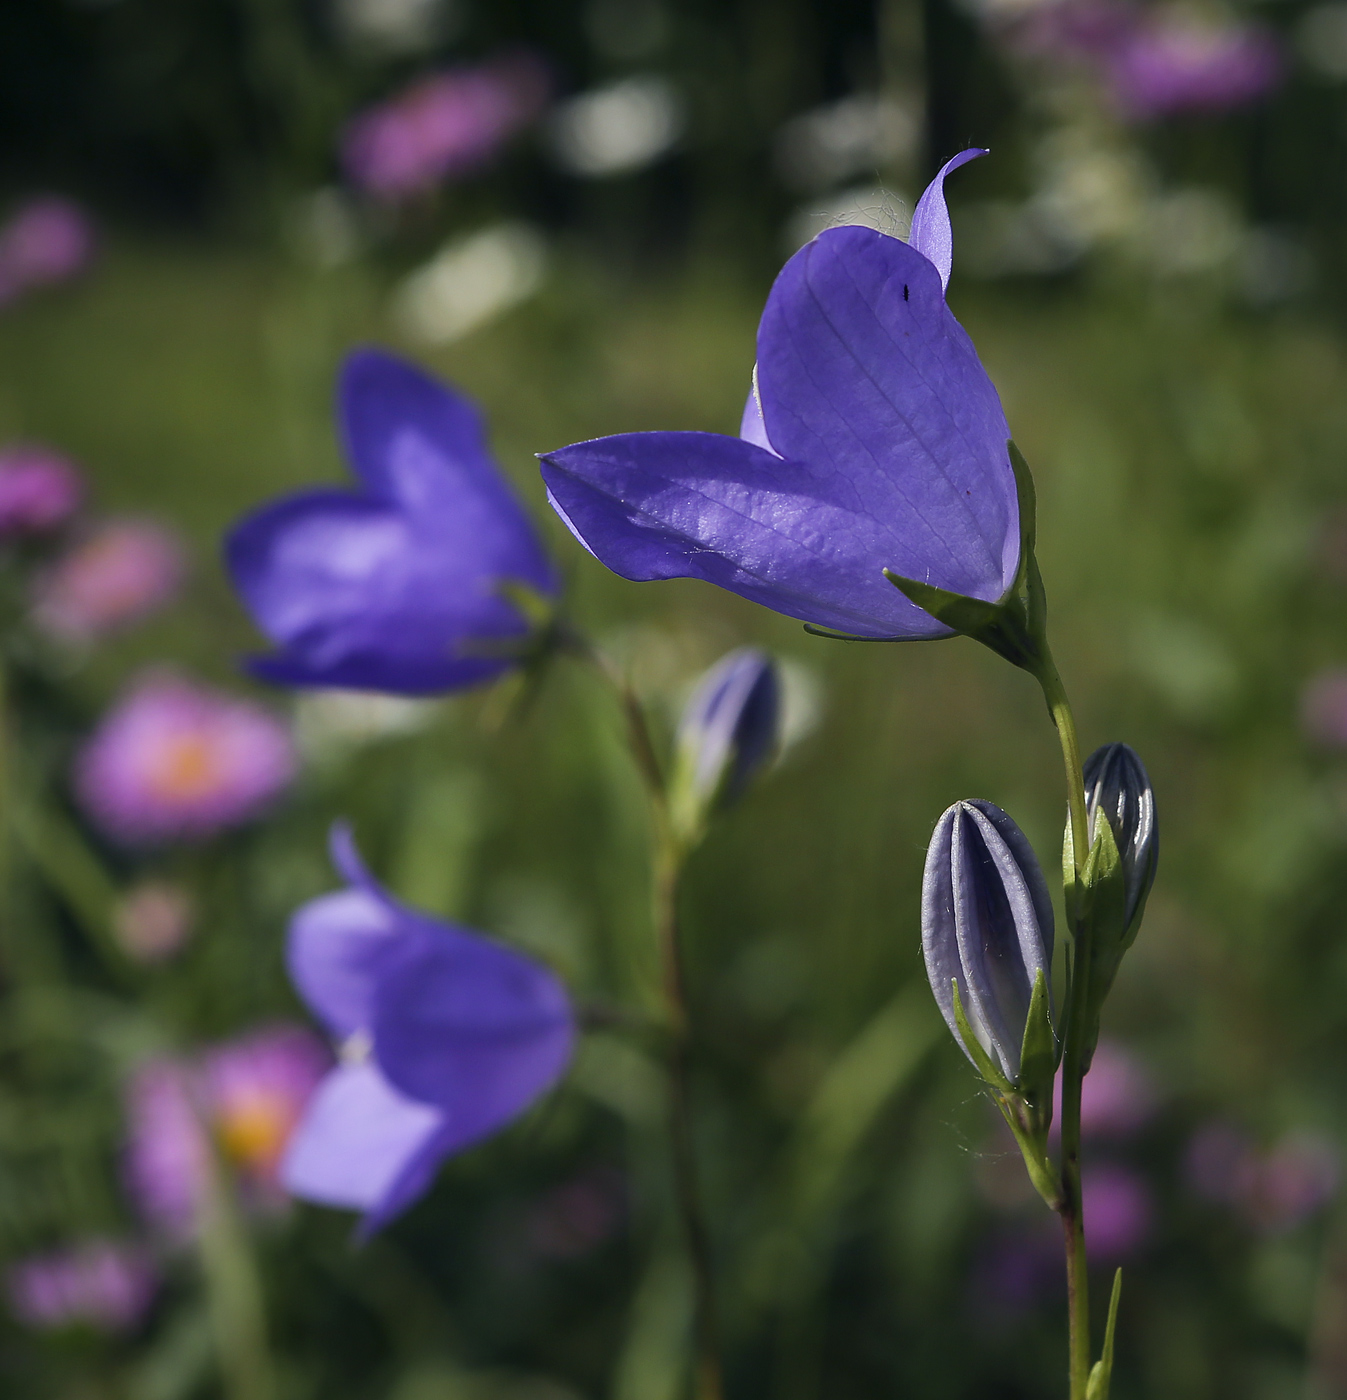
[1085,1269,1123,1400]
[951,980,1014,1095]
[1017,967,1059,1111]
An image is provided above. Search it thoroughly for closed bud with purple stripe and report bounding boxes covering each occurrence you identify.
[922,799,1056,1085]
[1082,742,1157,934]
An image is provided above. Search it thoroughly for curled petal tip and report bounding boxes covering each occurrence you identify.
[909,147,988,292]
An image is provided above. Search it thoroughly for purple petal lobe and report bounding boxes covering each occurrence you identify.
[372,927,575,1150]
[287,888,402,1039]
[542,432,951,639]
[738,372,779,455]
[281,1062,444,1213]
[908,148,987,291]
[755,224,1018,603]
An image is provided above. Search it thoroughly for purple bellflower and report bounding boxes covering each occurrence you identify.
[922,799,1055,1085]
[540,151,1022,642]
[669,647,781,843]
[283,825,575,1236]
[226,349,558,695]
[0,443,82,537]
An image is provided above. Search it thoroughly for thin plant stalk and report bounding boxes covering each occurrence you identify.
[578,640,724,1400]
[1036,653,1093,1400]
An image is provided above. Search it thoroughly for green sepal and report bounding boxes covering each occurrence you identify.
[884,442,1050,676]
[1017,967,1059,1124]
[1077,815,1129,1067]
[1085,1269,1123,1400]
[952,979,1063,1210]
[950,980,1014,1096]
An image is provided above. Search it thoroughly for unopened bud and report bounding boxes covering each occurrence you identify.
[669,647,780,845]
[922,799,1056,1084]
[1082,743,1157,933]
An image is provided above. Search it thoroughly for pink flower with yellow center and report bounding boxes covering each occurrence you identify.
[124,1025,330,1235]
[33,519,183,640]
[75,671,297,845]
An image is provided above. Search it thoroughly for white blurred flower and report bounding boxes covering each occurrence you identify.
[333,0,455,54]
[783,184,910,253]
[294,688,439,764]
[1298,4,1347,78]
[392,221,547,345]
[1137,187,1241,275]
[547,76,684,177]
[774,95,919,192]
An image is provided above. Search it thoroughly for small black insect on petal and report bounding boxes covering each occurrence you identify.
[903,284,910,302]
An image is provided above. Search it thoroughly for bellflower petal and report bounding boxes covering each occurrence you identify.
[281,1061,444,1212]
[922,799,1055,1081]
[372,926,575,1149]
[540,152,1016,639]
[908,148,987,291]
[282,825,576,1233]
[755,226,1017,604]
[544,432,950,638]
[227,349,557,696]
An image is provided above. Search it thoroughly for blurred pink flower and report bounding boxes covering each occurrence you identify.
[521,1167,626,1261]
[1301,668,1347,747]
[1107,13,1282,120]
[1052,1040,1156,1140]
[74,672,296,844]
[6,1239,155,1333]
[112,881,195,962]
[33,520,183,640]
[967,1227,1060,1325]
[0,444,82,537]
[0,198,96,308]
[1005,0,1136,60]
[342,52,549,201]
[1082,1163,1153,1261]
[125,1025,330,1235]
[1185,1121,1338,1234]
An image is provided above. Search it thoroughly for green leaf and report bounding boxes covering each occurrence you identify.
[1085,1269,1123,1400]
[950,980,1014,1095]
[1017,967,1059,1116]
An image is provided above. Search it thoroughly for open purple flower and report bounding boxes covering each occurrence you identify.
[282,825,575,1236]
[540,151,1019,641]
[226,349,557,695]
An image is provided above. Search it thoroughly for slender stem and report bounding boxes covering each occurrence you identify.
[572,633,723,1400]
[196,1138,275,1400]
[1034,649,1093,1400]
[653,839,724,1400]
[1036,648,1089,878]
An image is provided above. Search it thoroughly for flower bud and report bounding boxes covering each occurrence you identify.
[1082,743,1157,931]
[669,648,781,844]
[922,799,1056,1083]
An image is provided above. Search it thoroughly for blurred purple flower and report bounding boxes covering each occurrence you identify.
[124,1025,329,1235]
[33,520,183,641]
[282,825,575,1236]
[1108,14,1282,120]
[1052,1039,1156,1140]
[1301,668,1347,747]
[112,881,195,962]
[1082,1162,1153,1261]
[0,198,96,307]
[541,150,1023,640]
[74,671,296,845]
[7,1240,155,1333]
[0,444,82,538]
[967,1226,1060,1326]
[1185,1122,1338,1234]
[226,348,557,695]
[342,53,549,202]
[1006,0,1136,60]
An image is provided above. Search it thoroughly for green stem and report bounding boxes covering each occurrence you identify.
[1034,650,1092,1400]
[653,837,724,1400]
[576,637,723,1400]
[196,1137,275,1400]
